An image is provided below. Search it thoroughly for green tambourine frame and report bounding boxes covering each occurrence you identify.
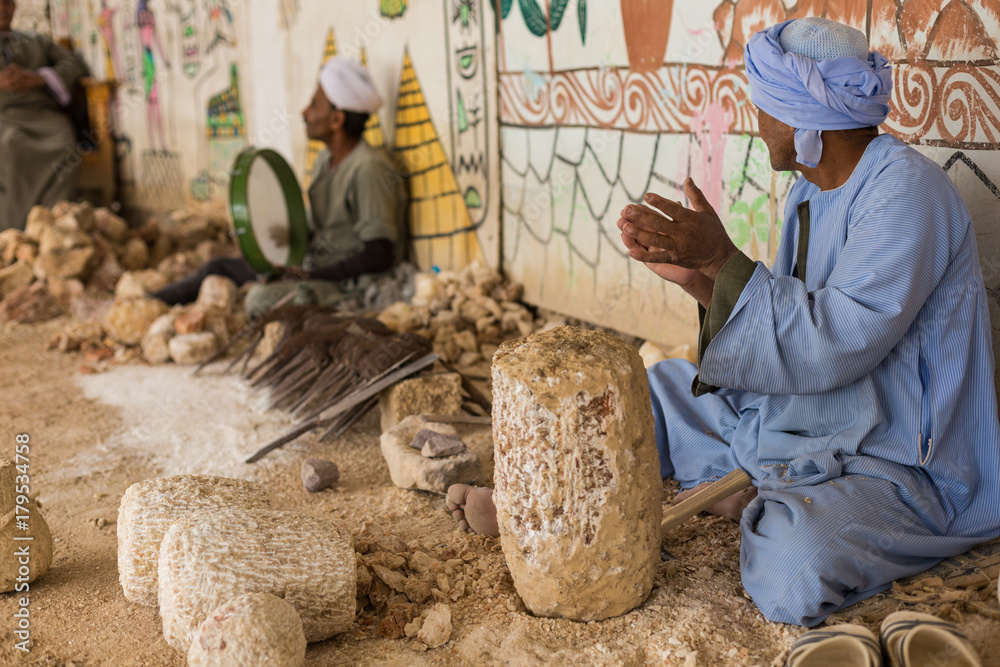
[229,147,309,275]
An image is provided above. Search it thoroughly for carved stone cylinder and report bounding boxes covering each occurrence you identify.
[492,326,662,621]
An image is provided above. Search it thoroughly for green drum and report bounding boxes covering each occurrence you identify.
[229,147,309,275]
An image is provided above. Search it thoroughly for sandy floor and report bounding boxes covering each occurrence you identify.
[1,317,999,666]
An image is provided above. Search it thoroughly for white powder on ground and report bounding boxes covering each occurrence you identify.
[67,365,298,481]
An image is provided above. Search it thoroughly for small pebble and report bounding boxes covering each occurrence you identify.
[301,458,340,493]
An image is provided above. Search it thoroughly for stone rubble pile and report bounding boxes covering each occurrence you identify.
[377,262,537,366]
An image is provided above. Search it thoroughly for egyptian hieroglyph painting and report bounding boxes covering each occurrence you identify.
[498,0,1000,352]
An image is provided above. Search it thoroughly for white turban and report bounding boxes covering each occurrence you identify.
[318,56,382,114]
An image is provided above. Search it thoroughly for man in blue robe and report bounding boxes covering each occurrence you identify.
[617,17,1000,626]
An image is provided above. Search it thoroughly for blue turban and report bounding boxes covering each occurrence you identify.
[744,18,893,168]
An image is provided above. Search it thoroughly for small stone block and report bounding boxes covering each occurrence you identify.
[301,458,340,493]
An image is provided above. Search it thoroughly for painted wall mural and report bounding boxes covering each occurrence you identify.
[498,1,1000,358]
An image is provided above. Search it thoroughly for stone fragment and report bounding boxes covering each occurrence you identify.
[174,309,206,334]
[169,332,218,365]
[371,563,407,593]
[87,250,124,293]
[403,615,423,638]
[378,600,416,639]
[0,283,62,323]
[119,237,150,271]
[70,293,114,323]
[147,311,179,337]
[417,603,452,648]
[404,577,433,604]
[457,351,482,367]
[158,509,356,651]
[13,242,37,264]
[24,206,54,241]
[407,551,442,575]
[33,244,97,281]
[409,430,467,458]
[0,262,34,300]
[117,475,271,607]
[301,458,340,493]
[356,564,372,597]
[492,326,662,621]
[114,269,169,300]
[1,502,54,592]
[0,228,26,264]
[638,341,668,368]
[55,201,95,232]
[94,208,129,243]
[379,373,463,432]
[187,593,306,667]
[141,332,173,365]
[251,321,285,364]
[196,275,238,311]
[103,298,170,346]
[453,329,479,353]
[380,416,481,494]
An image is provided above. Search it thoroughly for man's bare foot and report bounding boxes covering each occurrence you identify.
[446,484,500,537]
[673,481,758,522]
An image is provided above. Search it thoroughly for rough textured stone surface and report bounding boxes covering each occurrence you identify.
[94,208,129,242]
[141,332,173,365]
[158,509,356,651]
[115,270,169,300]
[417,603,452,648]
[380,416,480,493]
[0,262,35,300]
[24,206,54,241]
[0,283,62,323]
[379,373,463,431]
[32,245,97,281]
[117,475,271,607]
[409,429,467,458]
[300,458,339,492]
[169,332,219,365]
[196,275,238,311]
[103,298,170,345]
[492,326,662,621]
[119,237,150,271]
[0,460,15,512]
[174,309,207,334]
[1,502,53,593]
[187,593,306,667]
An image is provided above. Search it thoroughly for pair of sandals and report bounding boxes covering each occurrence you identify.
[787,612,981,666]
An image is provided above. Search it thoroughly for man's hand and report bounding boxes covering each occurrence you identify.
[0,65,46,92]
[275,265,309,281]
[268,224,289,247]
[617,178,738,281]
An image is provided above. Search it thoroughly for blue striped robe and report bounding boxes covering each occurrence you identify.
[648,134,1000,626]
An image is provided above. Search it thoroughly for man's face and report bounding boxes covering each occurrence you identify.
[302,85,342,143]
[0,0,16,32]
[757,109,798,172]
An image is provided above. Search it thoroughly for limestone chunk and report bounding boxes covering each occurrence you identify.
[380,416,481,493]
[300,458,339,492]
[0,262,34,300]
[492,326,662,621]
[196,275,238,311]
[141,332,173,365]
[1,502,54,593]
[24,206,54,241]
[117,475,271,607]
[417,603,452,648]
[103,298,170,346]
[0,283,62,323]
[187,593,306,667]
[378,373,463,431]
[158,509,356,651]
[94,208,129,242]
[168,332,218,365]
[114,270,170,300]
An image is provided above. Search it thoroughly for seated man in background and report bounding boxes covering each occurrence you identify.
[153,56,407,317]
[449,17,1000,628]
[0,0,88,231]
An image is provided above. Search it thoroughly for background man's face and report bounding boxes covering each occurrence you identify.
[0,0,16,32]
[757,109,798,172]
[302,85,342,143]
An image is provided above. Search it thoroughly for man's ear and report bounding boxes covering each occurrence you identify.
[329,109,345,134]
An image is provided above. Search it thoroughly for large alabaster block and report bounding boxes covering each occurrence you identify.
[492,326,661,621]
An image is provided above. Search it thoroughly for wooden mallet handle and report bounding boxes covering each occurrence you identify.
[661,468,753,534]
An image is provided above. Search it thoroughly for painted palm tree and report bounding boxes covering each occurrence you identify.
[490,0,587,45]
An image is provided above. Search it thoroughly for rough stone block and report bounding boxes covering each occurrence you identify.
[174,309,207,334]
[196,275,238,312]
[379,373,463,432]
[117,475,270,607]
[103,297,170,346]
[380,416,480,493]
[169,332,218,365]
[114,270,169,300]
[492,326,662,622]
[418,603,452,648]
[0,283,62,323]
[141,332,173,365]
[187,593,306,667]
[0,262,35,300]
[1,502,53,593]
[158,509,356,651]
[32,245,97,281]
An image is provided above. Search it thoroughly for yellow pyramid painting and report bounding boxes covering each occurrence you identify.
[304,28,338,187]
[394,51,484,271]
[361,49,385,149]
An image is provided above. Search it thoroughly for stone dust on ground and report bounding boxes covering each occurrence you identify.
[1,317,999,666]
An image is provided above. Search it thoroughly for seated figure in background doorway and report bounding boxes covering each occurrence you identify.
[153,56,408,318]
[0,0,88,231]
